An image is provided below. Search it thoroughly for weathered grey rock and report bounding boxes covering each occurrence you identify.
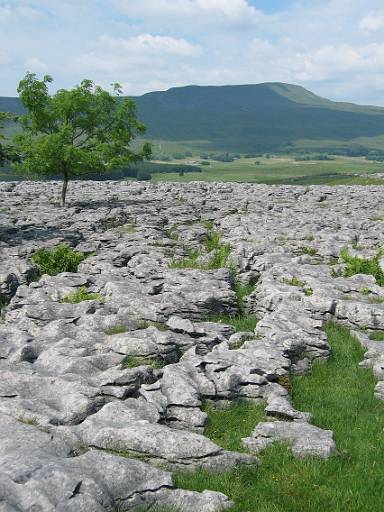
[75,401,257,471]
[2,180,384,510]
[242,421,336,458]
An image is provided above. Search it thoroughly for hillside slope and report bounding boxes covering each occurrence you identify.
[1,83,384,151]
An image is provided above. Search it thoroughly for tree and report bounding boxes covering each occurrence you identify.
[13,73,151,206]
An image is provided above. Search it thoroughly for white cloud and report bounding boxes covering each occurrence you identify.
[24,56,47,71]
[115,0,264,27]
[99,34,201,57]
[360,11,384,32]
[72,34,201,85]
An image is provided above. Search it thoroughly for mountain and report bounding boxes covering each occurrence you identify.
[2,83,384,152]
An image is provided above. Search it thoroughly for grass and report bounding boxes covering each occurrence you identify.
[297,246,319,256]
[62,286,105,304]
[32,245,88,276]
[369,331,384,341]
[121,355,165,369]
[17,416,39,426]
[285,277,313,296]
[341,248,384,286]
[137,320,168,331]
[148,154,384,186]
[209,314,258,333]
[168,229,231,270]
[370,297,384,304]
[174,322,384,511]
[104,325,128,335]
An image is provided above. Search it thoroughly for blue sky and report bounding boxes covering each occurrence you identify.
[1,0,384,105]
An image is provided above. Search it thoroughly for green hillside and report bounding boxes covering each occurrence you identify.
[1,82,384,152]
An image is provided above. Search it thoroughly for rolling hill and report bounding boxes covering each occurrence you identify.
[1,82,384,152]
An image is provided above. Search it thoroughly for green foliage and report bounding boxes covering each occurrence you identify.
[233,281,255,315]
[286,276,305,287]
[0,112,19,166]
[13,73,151,205]
[104,325,128,335]
[340,248,384,286]
[175,322,384,511]
[32,245,87,276]
[121,355,165,369]
[62,286,105,304]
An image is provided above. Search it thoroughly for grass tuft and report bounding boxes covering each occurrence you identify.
[137,320,168,331]
[104,325,128,335]
[121,355,165,369]
[168,229,231,270]
[297,246,319,256]
[32,244,88,276]
[369,330,384,341]
[209,314,258,333]
[62,286,105,304]
[340,248,384,286]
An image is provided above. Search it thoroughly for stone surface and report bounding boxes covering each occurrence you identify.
[1,180,384,509]
[242,421,336,458]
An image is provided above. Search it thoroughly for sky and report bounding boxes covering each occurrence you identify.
[1,0,384,105]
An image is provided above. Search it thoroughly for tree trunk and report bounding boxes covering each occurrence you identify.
[61,172,69,207]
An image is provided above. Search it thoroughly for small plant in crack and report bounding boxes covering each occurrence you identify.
[137,320,168,331]
[297,246,318,256]
[121,355,165,369]
[61,286,105,304]
[104,325,128,335]
[340,248,384,286]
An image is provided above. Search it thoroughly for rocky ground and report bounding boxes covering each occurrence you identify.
[0,180,383,511]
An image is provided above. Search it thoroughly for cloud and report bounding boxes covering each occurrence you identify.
[115,0,265,27]
[24,56,48,72]
[99,34,201,57]
[1,0,384,104]
[72,34,201,87]
[0,3,42,22]
[360,11,384,32]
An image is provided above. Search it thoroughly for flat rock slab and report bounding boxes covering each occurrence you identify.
[242,420,336,458]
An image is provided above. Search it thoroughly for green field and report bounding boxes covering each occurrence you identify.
[150,154,384,186]
[2,153,384,185]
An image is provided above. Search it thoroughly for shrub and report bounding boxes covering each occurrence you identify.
[32,245,87,276]
[62,286,105,304]
[340,248,384,286]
